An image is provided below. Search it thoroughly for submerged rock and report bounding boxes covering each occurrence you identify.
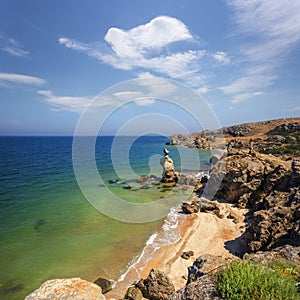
[25,278,105,300]
[136,268,175,300]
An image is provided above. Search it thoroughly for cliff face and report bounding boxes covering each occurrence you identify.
[209,149,300,253]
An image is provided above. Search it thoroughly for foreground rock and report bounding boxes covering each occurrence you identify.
[170,255,228,300]
[136,268,175,300]
[25,278,106,300]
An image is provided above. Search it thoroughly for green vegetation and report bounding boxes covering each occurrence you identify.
[215,260,300,300]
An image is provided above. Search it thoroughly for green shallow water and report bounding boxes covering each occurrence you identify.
[0,136,211,299]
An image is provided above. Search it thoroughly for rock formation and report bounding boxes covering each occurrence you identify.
[160,148,179,183]
[25,278,106,300]
[136,268,175,300]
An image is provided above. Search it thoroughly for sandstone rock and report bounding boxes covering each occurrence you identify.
[124,286,143,300]
[93,277,113,294]
[25,278,105,300]
[136,269,175,300]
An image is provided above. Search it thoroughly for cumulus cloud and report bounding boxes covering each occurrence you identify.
[0,72,45,86]
[58,16,208,83]
[104,15,193,59]
[0,33,30,57]
[222,0,300,101]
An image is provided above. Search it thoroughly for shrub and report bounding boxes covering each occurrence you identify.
[215,260,299,300]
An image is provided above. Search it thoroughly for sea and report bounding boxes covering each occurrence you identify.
[0,135,211,300]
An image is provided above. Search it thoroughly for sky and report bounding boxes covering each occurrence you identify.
[0,0,300,135]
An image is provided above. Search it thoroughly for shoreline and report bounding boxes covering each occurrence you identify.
[107,196,247,299]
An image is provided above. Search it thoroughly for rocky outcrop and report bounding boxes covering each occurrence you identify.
[170,133,211,149]
[136,269,175,300]
[124,286,143,300]
[181,202,199,214]
[207,144,300,253]
[160,148,179,183]
[25,278,106,300]
[170,255,228,300]
[168,117,300,152]
[244,245,300,264]
[93,277,113,294]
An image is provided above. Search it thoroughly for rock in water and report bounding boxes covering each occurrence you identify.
[136,268,175,300]
[25,278,106,300]
[160,148,179,183]
[93,277,113,294]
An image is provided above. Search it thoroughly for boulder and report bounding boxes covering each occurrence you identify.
[93,277,113,294]
[181,202,199,214]
[137,175,149,183]
[136,269,175,300]
[25,278,106,300]
[124,286,143,300]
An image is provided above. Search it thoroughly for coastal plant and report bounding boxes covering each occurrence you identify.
[215,260,300,300]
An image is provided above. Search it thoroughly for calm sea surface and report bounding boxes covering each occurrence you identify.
[0,136,210,299]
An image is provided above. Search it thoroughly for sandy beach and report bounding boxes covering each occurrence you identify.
[108,198,247,299]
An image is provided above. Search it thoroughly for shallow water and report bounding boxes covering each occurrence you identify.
[0,136,210,299]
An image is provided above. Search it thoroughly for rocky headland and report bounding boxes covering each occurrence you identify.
[25,117,300,299]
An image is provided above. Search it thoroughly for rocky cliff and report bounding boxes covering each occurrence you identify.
[169,117,300,156]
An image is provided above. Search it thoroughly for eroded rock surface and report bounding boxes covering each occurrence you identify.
[136,268,175,300]
[25,278,106,300]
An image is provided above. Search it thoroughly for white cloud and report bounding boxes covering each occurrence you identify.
[197,86,209,94]
[0,33,30,57]
[212,51,231,64]
[221,75,274,94]
[137,72,156,79]
[0,72,45,86]
[37,90,92,113]
[223,0,300,100]
[134,97,156,106]
[230,91,264,104]
[104,15,192,59]
[113,91,144,100]
[58,16,207,83]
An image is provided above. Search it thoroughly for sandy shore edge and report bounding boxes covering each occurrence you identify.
[108,199,247,299]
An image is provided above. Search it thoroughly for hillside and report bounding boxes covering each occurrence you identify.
[169,117,300,157]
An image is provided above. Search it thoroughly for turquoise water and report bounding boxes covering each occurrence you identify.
[0,136,211,299]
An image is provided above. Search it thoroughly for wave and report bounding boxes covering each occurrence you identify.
[117,205,184,284]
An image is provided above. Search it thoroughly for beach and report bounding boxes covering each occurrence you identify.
[108,196,247,299]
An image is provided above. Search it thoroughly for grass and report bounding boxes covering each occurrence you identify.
[215,260,300,300]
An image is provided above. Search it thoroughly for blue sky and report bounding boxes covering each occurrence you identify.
[0,0,300,135]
